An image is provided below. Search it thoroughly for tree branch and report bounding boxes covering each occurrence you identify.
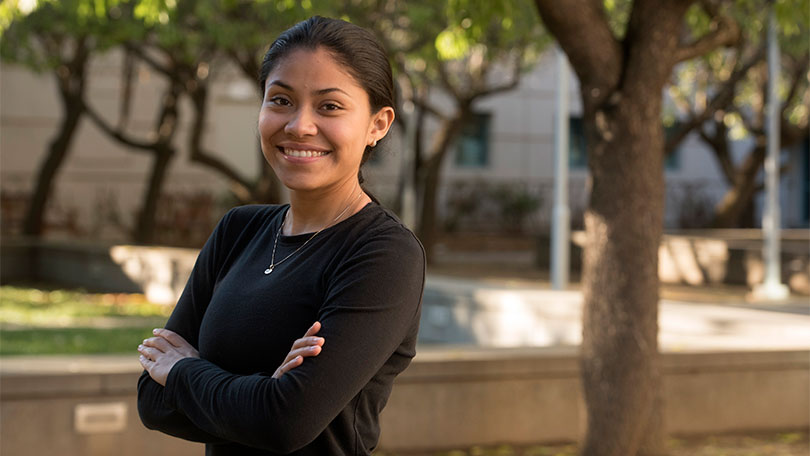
[84,102,154,151]
[186,84,254,200]
[675,0,741,63]
[437,61,463,101]
[124,43,174,79]
[699,122,736,185]
[118,49,136,131]
[475,51,525,99]
[665,45,765,154]
[534,0,622,94]
[410,96,448,121]
[781,55,809,118]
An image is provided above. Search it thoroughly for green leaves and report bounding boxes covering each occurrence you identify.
[436,26,470,60]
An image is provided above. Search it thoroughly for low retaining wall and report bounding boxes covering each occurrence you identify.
[0,239,198,304]
[1,349,807,455]
[536,230,810,294]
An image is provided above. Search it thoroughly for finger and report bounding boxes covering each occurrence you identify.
[289,336,325,351]
[153,328,190,348]
[302,321,321,338]
[139,354,153,370]
[291,344,322,359]
[138,344,163,360]
[279,344,322,367]
[278,355,304,377]
[142,336,173,353]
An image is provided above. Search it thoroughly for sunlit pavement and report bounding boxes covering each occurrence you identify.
[419,275,810,351]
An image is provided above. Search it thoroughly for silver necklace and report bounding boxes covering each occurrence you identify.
[264,190,364,275]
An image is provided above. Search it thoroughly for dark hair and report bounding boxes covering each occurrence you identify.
[258,16,395,189]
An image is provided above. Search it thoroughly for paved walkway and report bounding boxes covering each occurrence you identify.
[420,275,810,352]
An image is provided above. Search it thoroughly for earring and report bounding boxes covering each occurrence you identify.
[370,139,377,147]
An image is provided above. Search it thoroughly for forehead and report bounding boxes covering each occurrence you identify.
[267,47,365,94]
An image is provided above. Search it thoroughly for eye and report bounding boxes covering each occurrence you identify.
[267,96,291,106]
[321,102,342,112]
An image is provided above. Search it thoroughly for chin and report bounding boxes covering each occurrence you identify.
[278,178,324,193]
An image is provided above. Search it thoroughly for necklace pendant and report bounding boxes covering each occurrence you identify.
[264,267,273,275]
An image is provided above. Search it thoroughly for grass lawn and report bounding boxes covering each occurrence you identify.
[1,326,158,355]
[0,285,170,356]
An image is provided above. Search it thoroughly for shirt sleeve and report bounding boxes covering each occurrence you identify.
[136,208,237,444]
[161,226,425,453]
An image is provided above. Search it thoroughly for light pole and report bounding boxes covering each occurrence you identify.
[551,46,571,290]
[752,3,790,301]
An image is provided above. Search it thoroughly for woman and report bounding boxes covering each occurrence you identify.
[136,16,425,455]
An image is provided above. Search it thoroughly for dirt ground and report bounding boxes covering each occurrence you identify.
[665,431,809,455]
[378,430,809,455]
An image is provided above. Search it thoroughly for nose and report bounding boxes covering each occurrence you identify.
[284,106,318,138]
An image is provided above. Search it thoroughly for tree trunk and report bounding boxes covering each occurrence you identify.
[541,0,689,453]
[23,41,89,237]
[134,146,173,244]
[23,94,83,236]
[231,48,282,204]
[255,151,282,204]
[712,144,766,228]
[132,82,182,244]
[580,98,666,456]
[416,151,443,262]
[415,115,466,263]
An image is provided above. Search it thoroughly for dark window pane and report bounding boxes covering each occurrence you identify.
[569,116,587,168]
[454,112,491,167]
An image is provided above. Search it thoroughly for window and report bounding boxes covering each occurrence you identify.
[568,116,587,168]
[454,112,491,167]
[663,123,683,171]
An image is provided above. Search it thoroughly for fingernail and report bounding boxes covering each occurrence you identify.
[152,329,159,334]
[138,345,143,349]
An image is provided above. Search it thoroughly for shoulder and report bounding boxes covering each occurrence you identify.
[215,204,286,237]
[349,203,425,261]
[328,204,426,294]
[223,204,286,225]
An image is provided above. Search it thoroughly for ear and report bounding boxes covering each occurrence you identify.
[367,106,395,146]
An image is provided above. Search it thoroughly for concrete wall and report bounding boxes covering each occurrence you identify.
[1,349,807,455]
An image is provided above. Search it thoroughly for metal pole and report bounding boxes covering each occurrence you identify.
[753,5,790,300]
[551,46,571,290]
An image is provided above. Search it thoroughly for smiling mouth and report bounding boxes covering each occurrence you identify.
[279,147,330,158]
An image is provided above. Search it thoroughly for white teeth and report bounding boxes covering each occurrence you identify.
[283,148,328,158]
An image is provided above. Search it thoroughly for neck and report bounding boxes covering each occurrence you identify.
[285,180,370,235]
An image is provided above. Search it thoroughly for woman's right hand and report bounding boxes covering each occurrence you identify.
[272,321,325,379]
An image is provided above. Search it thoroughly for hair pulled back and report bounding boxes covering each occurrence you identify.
[258,16,395,187]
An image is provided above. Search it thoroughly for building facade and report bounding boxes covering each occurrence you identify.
[1,49,807,244]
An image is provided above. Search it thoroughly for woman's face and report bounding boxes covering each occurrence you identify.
[258,47,393,195]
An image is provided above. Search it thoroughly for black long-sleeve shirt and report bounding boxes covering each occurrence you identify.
[136,203,425,455]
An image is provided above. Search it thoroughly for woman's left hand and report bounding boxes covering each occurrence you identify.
[138,328,200,386]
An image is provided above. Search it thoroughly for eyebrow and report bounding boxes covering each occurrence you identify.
[267,79,350,97]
